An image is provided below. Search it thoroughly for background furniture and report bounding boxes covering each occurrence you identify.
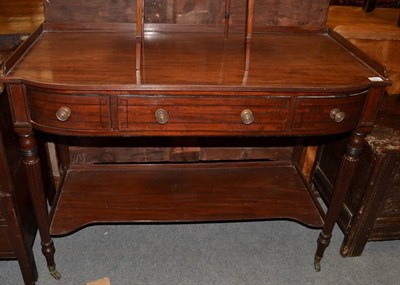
[313,3,400,257]
[312,94,400,256]
[0,58,38,284]
[329,0,399,26]
[0,2,45,283]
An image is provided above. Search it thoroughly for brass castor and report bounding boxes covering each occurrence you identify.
[314,255,322,272]
[48,265,61,280]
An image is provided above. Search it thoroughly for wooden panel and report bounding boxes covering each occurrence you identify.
[117,95,290,133]
[173,0,224,25]
[68,146,293,164]
[43,0,329,29]
[379,164,400,217]
[28,88,111,131]
[360,87,385,130]
[370,152,400,240]
[7,84,31,130]
[0,225,14,254]
[44,0,136,23]
[0,204,5,221]
[66,136,294,165]
[230,0,329,30]
[50,162,324,235]
[293,93,366,133]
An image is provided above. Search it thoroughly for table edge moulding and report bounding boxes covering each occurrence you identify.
[0,0,392,282]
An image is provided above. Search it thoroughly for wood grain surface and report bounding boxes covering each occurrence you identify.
[50,163,325,235]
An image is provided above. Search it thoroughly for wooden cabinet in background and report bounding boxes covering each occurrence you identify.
[0,85,37,285]
[313,94,400,256]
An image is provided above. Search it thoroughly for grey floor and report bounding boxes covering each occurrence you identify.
[1,220,399,285]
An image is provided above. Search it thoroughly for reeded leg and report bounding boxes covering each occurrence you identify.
[19,133,61,280]
[314,131,365,271]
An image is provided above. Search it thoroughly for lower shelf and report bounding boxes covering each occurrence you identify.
[50,162,325,235]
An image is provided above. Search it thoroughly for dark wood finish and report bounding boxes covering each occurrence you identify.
[0,0,43,34]
[0,0,391,278]
[312,94,400,256]
[8,31,385,90]
[314,130,366,270]
[363,0,377,12]
[43,0,330,30]
[17,132,59,279]
[0,32,41,285]
[224,0,232,36]
[0,84,37,284]
[327,7,400,95]
[363,0,400,27]
[50,162,324,235]
[68,145,293,164]
[29,88,111,131]
[116,95,289,133]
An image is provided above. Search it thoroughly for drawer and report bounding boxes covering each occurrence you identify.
[293,93,366,133]
[117,95,290,134]
[28,89,111,131]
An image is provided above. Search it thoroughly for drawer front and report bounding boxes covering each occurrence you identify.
[293,93,366,133]
[117,96,290,134]
[28,89,111,131]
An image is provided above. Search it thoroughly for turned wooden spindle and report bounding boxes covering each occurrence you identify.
[136,0,144,70]
[245,0,255,71]
[224,0,232,37]
[18,133,61,280]
[314,130,366,271]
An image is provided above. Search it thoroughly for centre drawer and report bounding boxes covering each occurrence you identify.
[117,95,290,134]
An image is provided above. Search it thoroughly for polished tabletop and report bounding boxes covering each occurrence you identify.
[7,30,384,91]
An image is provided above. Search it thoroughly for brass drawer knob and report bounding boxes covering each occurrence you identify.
[241,109,254,125]
[330,108,345,123]
[56,106,71,122]
[155,108,169,124]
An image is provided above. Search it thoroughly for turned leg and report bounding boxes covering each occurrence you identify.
[314,131,365,271]
[19,133,61,280]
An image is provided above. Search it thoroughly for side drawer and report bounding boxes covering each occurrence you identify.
[27,89,111,131]
[117,95,290,134]
[293,93,366,134]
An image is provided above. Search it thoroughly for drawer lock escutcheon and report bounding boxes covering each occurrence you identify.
[56,107,71,122]
[241,109,254,125]
[330,108,345,123]
[155,109,169,125]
